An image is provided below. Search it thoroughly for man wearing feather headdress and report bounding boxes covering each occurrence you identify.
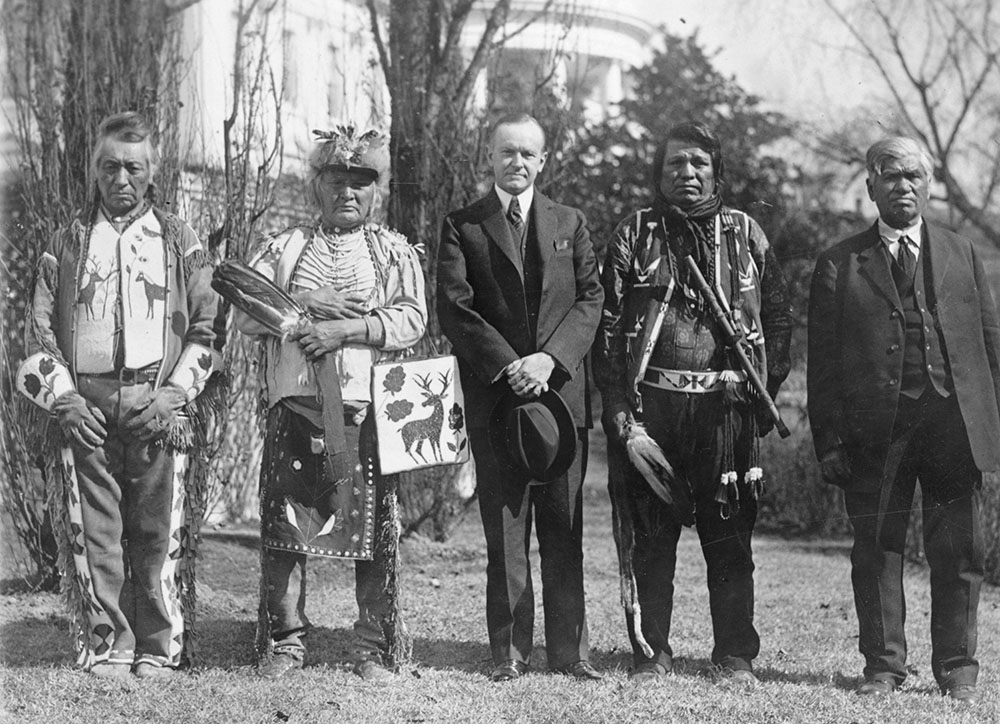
[17,112,226,678]
[593,121,792,685]
[233,125,426,680]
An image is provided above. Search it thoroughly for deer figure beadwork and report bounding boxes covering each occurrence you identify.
[134,269,168,319]
[401,370,451,463]
[78,260,111,319]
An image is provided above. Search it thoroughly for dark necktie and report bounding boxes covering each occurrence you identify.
[893,236,916,291]
[507,196,524,238]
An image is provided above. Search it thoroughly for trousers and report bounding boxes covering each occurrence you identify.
[470,425,591,669]
[260,409,399,663]
[619,387,759,672]
[71,374,187,668]
[844,391,982,689]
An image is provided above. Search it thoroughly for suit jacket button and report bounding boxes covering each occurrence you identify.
[889,378,898,386]
[891,310,900,318]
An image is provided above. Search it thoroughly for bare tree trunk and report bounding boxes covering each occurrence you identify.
[2,0,185,587]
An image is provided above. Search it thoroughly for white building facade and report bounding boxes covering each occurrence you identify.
[174,0,655,173]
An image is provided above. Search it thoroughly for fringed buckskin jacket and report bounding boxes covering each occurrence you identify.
[24,206,226,445]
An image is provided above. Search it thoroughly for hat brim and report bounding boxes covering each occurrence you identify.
[317,164,379,183]
[488,387,577,483]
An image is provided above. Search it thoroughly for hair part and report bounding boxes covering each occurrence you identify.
[866,136,934,181]
[489,112,547,150]
[90,111,161,178]
[652,121,725,191]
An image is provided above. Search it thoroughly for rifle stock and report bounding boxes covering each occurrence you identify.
[682,255,790,439]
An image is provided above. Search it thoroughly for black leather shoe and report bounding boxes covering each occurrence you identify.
[856,679,896,696]
[944,685,979,704]
[490,659,529,682]
[258,652,303,679]
[554,660,603,680]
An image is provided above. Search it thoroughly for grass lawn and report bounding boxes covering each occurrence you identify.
[1,431,997,723]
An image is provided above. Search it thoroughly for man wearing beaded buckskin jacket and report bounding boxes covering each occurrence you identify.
[235,125,426,681]
[593,121,792,685]
[17,112,226,679]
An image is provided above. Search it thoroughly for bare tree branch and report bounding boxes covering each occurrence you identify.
[366,0,392,90]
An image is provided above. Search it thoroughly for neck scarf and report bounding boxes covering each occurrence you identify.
[652,191,722,261]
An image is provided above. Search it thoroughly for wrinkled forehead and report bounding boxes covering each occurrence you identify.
[663,141,713,167]
[492,121,546,153]
[316,168,376,186]
[94,136,155,167]
[876,153,926,177]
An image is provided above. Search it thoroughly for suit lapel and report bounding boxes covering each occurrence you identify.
[531,191,557,270]
[925,222,954,304]
[480,190,523,277]
[857,222,902,312]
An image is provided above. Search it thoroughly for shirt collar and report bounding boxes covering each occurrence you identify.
[100,201,151,232]
[878,216,922,245]
[494,184,533,217]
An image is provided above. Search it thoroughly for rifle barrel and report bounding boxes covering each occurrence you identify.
[682,255,790,439]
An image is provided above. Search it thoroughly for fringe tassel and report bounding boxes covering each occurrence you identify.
[715,374,743,520]
[744,408,765,499]
[743,388,764,500]
[157,372,229,454]
[378,479,412,668]
[255,410,281,663]
[608,440,654,656]
[46,453,89,664]
[179,453,207,669]
[183,248,213,284]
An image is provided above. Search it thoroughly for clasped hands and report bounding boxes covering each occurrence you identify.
[505,352,555,399]
[289,287,368,362]
[293,287,368,320]
[53,391,107,450]
[53,383,190,449]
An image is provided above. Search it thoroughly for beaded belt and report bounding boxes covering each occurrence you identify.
[640,366,747,394]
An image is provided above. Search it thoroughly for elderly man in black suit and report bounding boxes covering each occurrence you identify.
[437,113,604,682]
[808,136,1000,705]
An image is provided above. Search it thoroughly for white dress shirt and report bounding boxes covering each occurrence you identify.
[878,217,923,262]
[494,184,534,221]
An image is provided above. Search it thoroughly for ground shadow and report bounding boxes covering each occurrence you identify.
[192,616,258,670]
[0,616,73,667]
[782,540,853,559]
[754,665,843,687]
[0,578,51,595]
[200,528,261,551]
[411,635,490,674]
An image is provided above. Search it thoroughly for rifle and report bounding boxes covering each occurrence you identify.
[682,255,790,438]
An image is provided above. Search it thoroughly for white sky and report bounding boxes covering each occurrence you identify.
[637,0,877,122]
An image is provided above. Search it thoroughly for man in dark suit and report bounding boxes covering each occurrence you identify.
[437,113,603,681]
[808,136,1000,705]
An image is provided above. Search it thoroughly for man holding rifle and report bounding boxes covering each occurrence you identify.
[594,121,793,685]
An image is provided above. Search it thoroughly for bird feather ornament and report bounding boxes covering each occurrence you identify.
[625,422,694,526]
[211,260,310,337]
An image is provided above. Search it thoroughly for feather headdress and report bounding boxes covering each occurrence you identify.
[309,124,390,183]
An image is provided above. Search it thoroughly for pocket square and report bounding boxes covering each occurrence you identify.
[554,238,571,252]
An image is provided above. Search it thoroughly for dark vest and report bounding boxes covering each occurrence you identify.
[899,247,951,399]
